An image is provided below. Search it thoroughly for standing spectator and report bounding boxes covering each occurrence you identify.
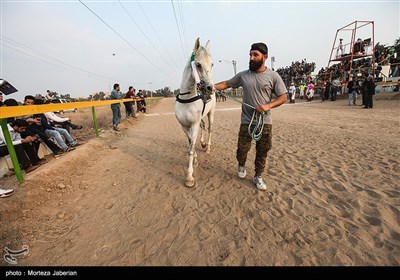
[324,81,331,102]
[298,84,306,99]
[123,86,137,119]
[331,78,340,101]
[336,38,344,58]
[306,81,315,102]
[214,42,288,191]
[361,76,368,107]
[364,75,375,109]
[288,83,296,103]
[110,83,123,131]
[347,77,359,106]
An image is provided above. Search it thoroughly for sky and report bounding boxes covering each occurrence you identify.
[1,0,399,102]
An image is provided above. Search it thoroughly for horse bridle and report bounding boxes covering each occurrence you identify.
[176,52,211,111]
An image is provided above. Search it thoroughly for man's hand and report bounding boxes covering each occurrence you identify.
[255,104,271,114]
[22,136,36,143]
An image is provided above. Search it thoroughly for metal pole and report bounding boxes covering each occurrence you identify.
[91,106,99,137]
[219,59,238,95]
[0,118,23,182]
[372,21,375,79]
[149,82,152,98]
[232,60,238,95]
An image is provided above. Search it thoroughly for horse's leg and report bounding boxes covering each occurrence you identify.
[200,119,207,148]
[205,109,215,154]
[186,124,200,187]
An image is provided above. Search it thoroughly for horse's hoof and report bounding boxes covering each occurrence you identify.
[185,180,195,188]
[206,149,211,154]
[201,142,207,148]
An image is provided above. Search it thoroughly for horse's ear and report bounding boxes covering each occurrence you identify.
[205,40,211,52]
[194,37,200,52]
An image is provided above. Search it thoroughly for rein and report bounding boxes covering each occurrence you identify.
[216,91,269,141]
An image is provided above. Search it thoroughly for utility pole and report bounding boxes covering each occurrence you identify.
[148,82,152,98]
[219,59,238,95]
[271,56,275,71]
[232,60,237,75]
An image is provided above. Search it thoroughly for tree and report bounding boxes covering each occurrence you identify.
[60,93,71,99]
[155,87,174,97]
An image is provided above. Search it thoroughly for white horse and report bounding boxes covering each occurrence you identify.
[175,38,216,187]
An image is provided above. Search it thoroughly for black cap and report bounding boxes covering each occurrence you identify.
[250,42,268,55]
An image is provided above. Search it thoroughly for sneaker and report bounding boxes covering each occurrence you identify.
[54,150,66,157]
[238,166,246,179]
[253,176,267,191]
[0,188,14,198]
[25,165,40,173]
[70,142,80,147]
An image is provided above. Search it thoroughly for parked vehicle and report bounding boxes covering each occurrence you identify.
[51,98,77,114]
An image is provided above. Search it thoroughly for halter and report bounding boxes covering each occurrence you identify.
[176,51,210,115]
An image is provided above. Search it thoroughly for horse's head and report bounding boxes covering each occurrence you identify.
[190,38,214,96]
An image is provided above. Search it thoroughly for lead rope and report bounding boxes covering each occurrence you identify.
[216,91,268,141]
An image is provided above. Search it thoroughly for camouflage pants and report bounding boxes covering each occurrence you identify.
[236,124,272,176]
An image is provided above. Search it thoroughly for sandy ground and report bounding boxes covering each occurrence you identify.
[0,92,399,266]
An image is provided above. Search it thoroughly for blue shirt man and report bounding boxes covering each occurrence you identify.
[111,83,123,131]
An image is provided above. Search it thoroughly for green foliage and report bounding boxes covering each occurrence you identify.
[60,93,71,99]
[155,87,174,97]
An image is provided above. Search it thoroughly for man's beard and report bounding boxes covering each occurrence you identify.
[249,59,264,71]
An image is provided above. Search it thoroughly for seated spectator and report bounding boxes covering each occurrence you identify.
[2,98,20,123]
[22,95,68,156]
[44,110,83,134]
[136,90,147,113]
[0,119,41,173]
[33,99,78,152]
[3,97,64,157]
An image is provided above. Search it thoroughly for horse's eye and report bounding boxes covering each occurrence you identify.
[211,63,214,67]
[196,63,202,68]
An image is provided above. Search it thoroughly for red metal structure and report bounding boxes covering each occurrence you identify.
[325,20,375,83]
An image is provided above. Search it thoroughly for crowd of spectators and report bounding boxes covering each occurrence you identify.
[276,59,316,87]
[0,92,87,197]
[316,41,400,84]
